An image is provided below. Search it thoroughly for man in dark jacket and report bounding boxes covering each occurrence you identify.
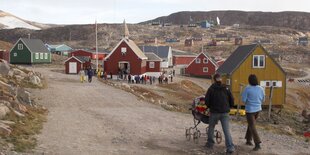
[205,73,235,154]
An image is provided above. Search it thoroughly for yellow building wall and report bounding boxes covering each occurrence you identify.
[230,46,286,106]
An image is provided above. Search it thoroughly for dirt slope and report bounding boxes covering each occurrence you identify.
[27,68,309,155]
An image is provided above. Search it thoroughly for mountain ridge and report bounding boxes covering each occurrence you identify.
[142,10,310,30]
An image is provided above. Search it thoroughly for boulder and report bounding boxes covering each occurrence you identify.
[0,60,10,76]
[12,68,27,77]
[0,123,12,136]
[17,88,32,105]
[29,75,42,87]
[0,104,10,119]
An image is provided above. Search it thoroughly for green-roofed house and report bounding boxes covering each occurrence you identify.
[46,44,73,56]
[10,38,51,64]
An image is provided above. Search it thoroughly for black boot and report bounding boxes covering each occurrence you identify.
[253,143,261,151]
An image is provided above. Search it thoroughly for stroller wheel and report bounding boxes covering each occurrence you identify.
[215,130,222,144]
[185,129,191,141]
[193,131,199,144]
[197,130,201,138]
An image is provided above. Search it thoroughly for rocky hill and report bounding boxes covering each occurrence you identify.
[143,11,310,30]
[0,10,54,30]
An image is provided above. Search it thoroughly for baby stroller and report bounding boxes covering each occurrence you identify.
[185,96,222,144]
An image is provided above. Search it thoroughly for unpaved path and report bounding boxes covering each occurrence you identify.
[30,68,309,155]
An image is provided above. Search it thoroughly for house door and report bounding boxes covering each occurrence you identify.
[69,62,77,74]
[118,62,130,74]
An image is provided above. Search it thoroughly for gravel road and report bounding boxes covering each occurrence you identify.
[30,68,309,155]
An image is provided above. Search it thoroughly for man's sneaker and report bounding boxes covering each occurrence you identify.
[205,143,214,149]
[253,144,261,151]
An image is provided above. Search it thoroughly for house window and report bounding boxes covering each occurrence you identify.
[203,67,208,72]
[253,55,265,68]
[17,44,23,50]
[203,58,208,64]
[149,62,155,68]
[195,58,201,64]
[44,53,48,59]
[121,47,127,55]
[40,53,43,59]
[35,53,39,59]
[13,53,17,57]
[226,79,231,85]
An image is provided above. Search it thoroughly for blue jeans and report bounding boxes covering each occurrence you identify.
[207,112,235,152]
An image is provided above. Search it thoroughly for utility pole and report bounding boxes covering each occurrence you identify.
[95,20,98,72]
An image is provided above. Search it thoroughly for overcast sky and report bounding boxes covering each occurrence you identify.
[1,0,310,24]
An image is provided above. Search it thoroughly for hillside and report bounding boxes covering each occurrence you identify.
[0,10,52,30]
[143,11,310,30]
[0,40,12,51]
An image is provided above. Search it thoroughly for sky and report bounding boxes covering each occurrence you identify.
[1,0,310,24]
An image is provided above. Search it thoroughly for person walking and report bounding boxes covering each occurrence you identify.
[87,68,94,83]
[79,69,85,83]
[242,74,264,151]
[205,73,235,154]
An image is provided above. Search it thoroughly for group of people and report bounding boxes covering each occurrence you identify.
[79,67,94,83]
[205,73,264,154]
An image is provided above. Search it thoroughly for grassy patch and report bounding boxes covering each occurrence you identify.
[1,106,47,152]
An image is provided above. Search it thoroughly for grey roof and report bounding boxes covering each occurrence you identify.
[139,46,170,60]
[75,56,90,63]
[21,38,49,53]
[145,53,162,61]
[172,49,196,56]
[203,52,219,66]
[217,44,258,74]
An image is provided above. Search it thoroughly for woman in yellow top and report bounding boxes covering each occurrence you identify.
[79,69,85,83]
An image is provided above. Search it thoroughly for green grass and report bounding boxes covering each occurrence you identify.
[1,106,47,152]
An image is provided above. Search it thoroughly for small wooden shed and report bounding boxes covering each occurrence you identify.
[65,56,91,74]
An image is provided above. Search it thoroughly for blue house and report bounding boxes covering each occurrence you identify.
[46,44,73,56]
[201,20,212,28]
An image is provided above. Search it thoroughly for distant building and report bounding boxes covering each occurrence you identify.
[70,49,108,61]
[140,46,173,68]
[185,52,218,77]
[188,23,197,27]
[193,37,203,41]
[151,21,161,26]
[144,38,157,44]
[214,34,230,41]
[46,44,72,56]
[200,20,212,28]
[165,38,180,43]
[298,37,308,46]
[0,50,9,62]
[172,49,196,67]
[235,37,243,45]
[253,39,272,44]
[184,38,194,47]
[10,38,51,64]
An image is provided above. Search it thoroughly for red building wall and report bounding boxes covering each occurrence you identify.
[0,51,10,62]
[91,53,106,60]
[65,57,91,74]
[173,56,196,66]
[185,53,217,77]
[146,61,161,72]
[69,50,92,58]
[104,41,146,75]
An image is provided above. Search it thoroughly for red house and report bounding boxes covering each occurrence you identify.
[0,50,10,62]
[185,52,218,77]
[185,39,194,47]
[69,50,92,58]
[104,38,148,75]
[172,49,196,67]
[64,56,91,74]
[145,53,162,76]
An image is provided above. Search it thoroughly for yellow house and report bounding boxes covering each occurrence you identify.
[217,44,286,107]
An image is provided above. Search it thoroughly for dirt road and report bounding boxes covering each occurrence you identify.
[31,68,309,155]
